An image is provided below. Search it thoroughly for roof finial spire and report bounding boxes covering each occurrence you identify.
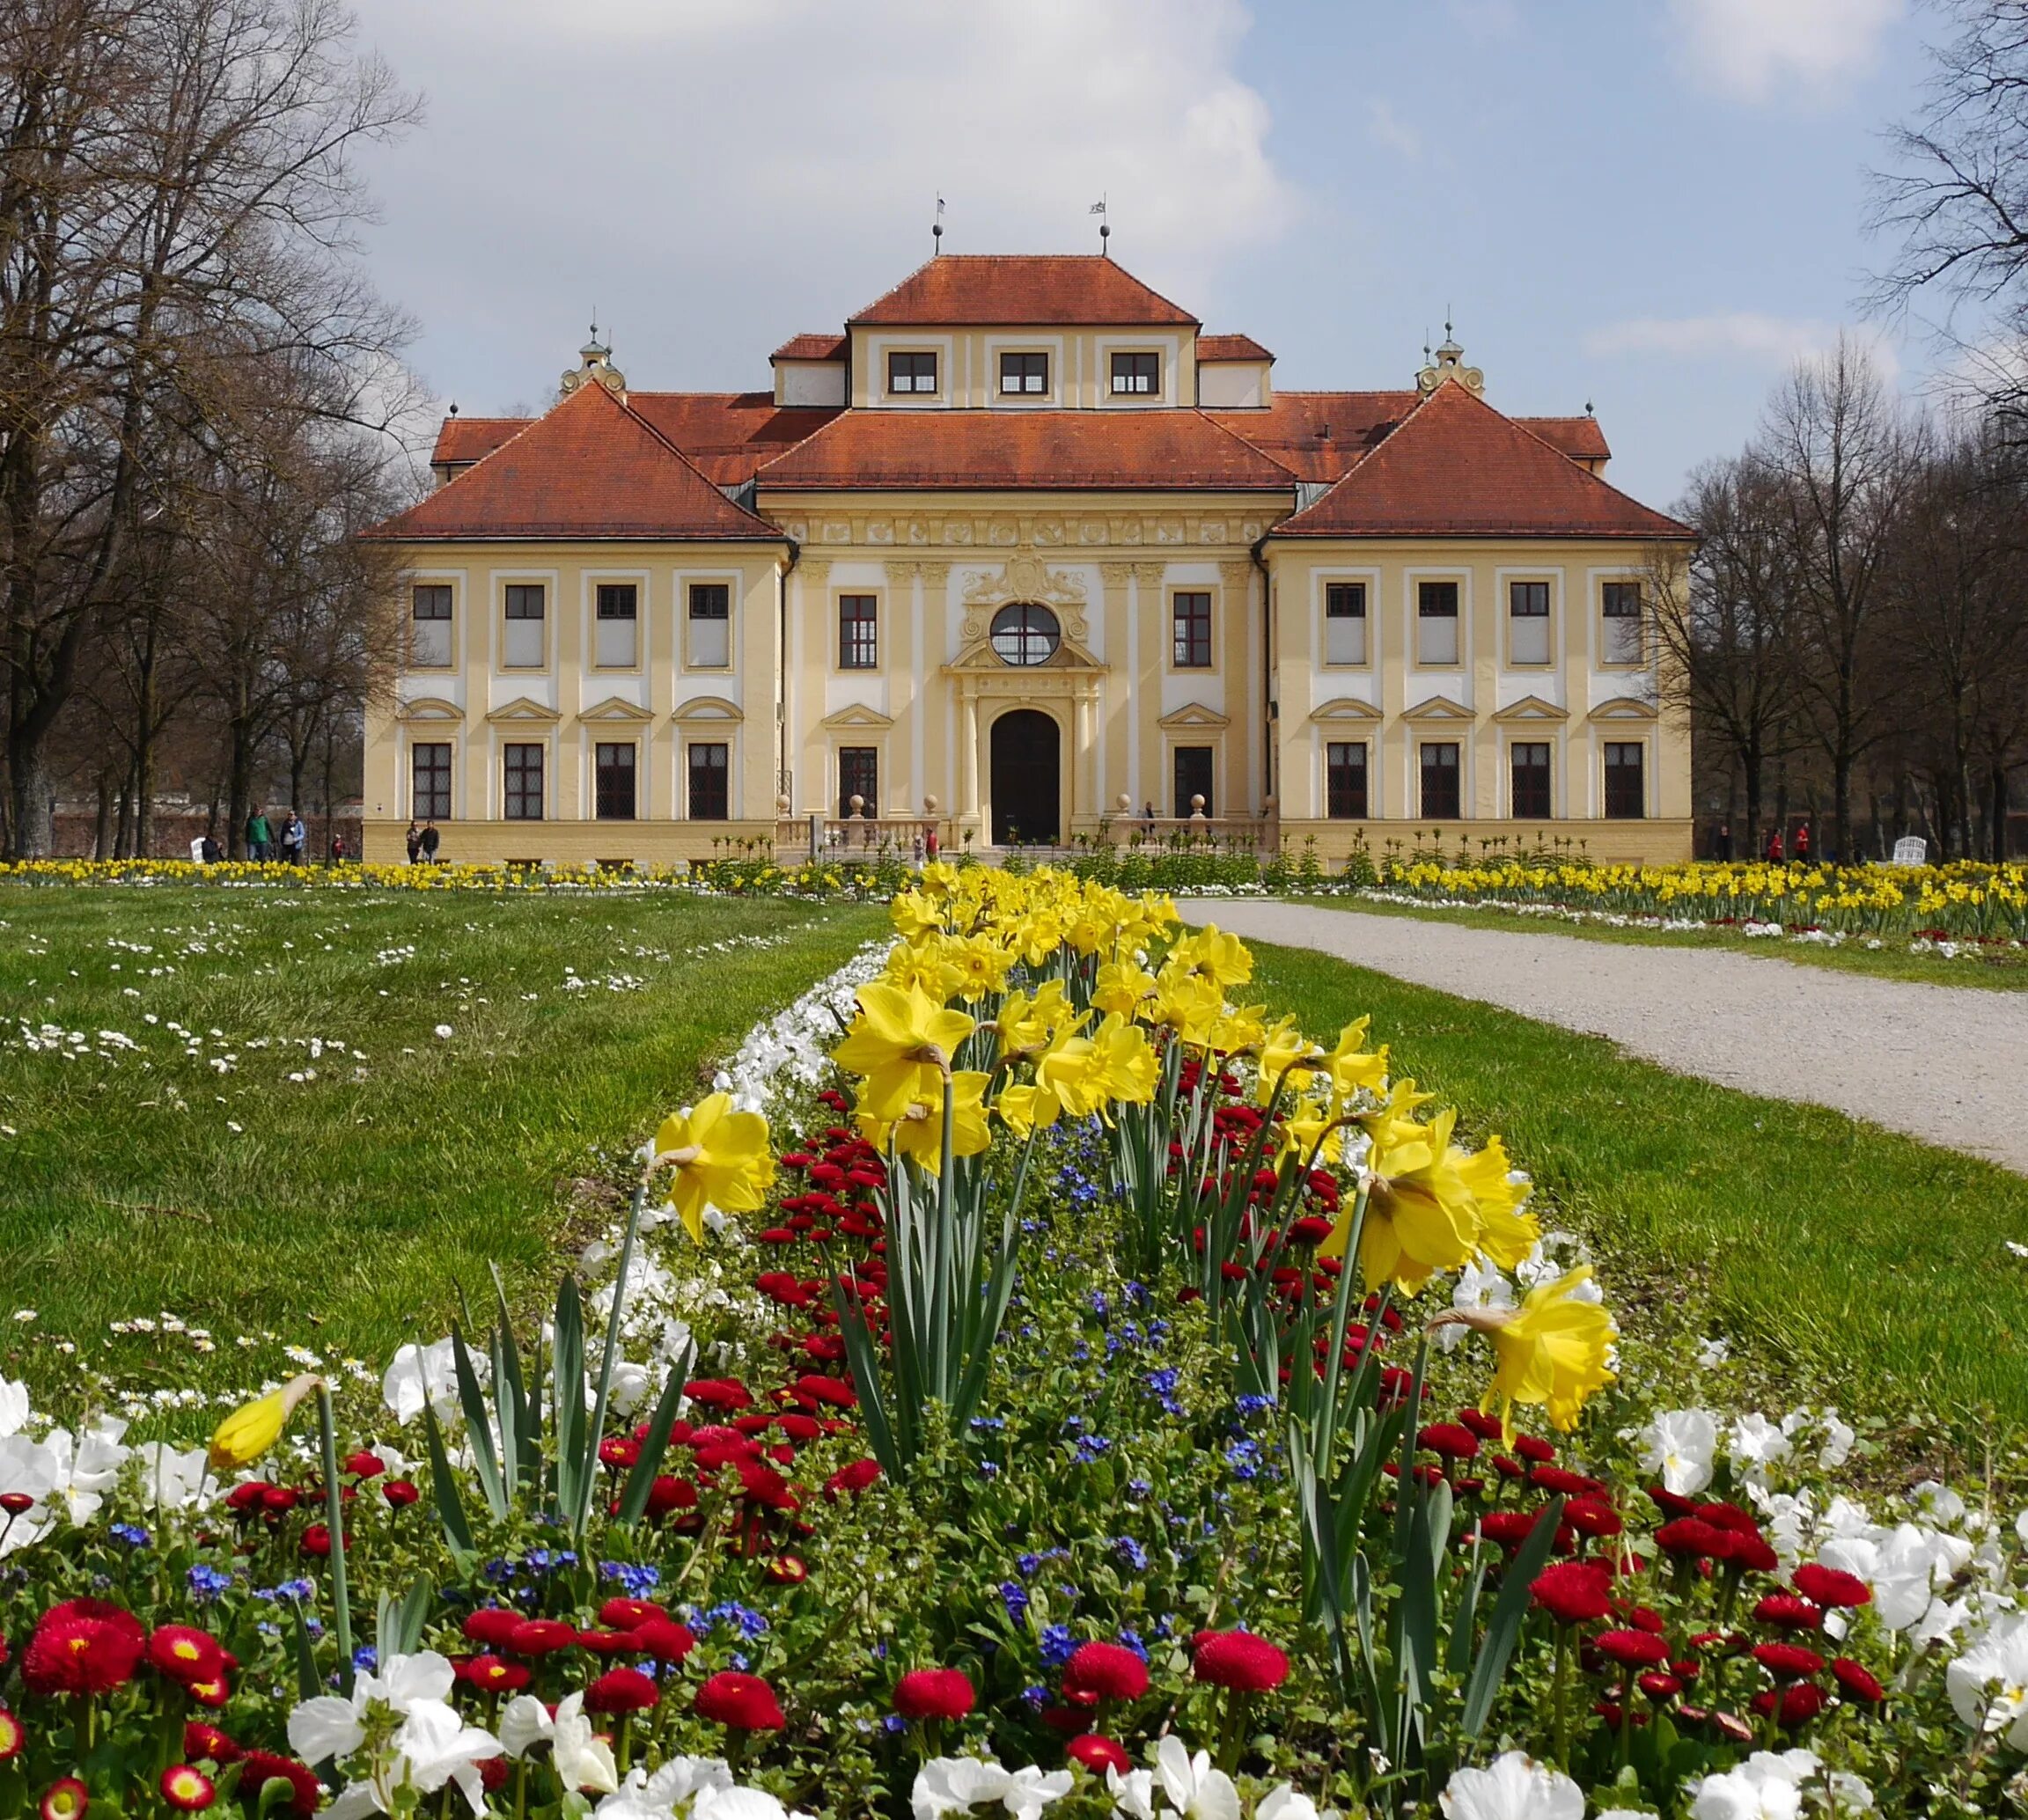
[932,193,944,255]
[1091,194,1109,255]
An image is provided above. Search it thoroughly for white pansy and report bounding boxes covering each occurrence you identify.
[0,1376,30,1437]
[1948,1615,2028,1747]
[1728,1413,1792,1476]
[1818,1412,1855,1469]
[1638,1409,1717,1497]
[912,1758,1071,1820]
[1914,1480,1968,1527]
[41,1418,130,1525]
[1438,1751,1583,1820]
[1696,1336,1730,1368]
[1152,1738,1241,1820]
[135,1442,213,1513]
[1439,1260,1514,1353]
[381,1339,461,1425]
[1254,1789,1320,1820]
[322,1698,502,1819]
[290,1651,459,1763]
[1108,1766,1157,1820]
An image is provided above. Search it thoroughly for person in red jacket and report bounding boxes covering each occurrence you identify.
[1794,822,1810,864]
[1766,827,1784,862]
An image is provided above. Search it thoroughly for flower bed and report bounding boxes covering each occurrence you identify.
[0,868,2017,1816]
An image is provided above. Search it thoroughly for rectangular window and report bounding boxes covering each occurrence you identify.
[687,583,731,669]
[411,743,452,819]
[503,583,545,669]
[687,743,730,820]
[886,351,937,394]
[1110,350,1160,395]
[1602,581,1643,664]
[1417,581,1460,665]
[1510,580,1551,666]
[999,350,1048,395]
[1172,745,1215,818]
[593,743,636,820]
[594,583,638,668]
[410,585,453,668]
[1324,582,1368,665]
[1604,741,1646,818]
[838,594,878,669]
[1420,742,1461,819]
[1326,741,1368,819]
[1172,591,1212,668]
[1510,741,1552,818]
[838,746,878,818]
[503,743,544,820]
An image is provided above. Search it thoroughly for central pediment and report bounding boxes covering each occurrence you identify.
[944,637,1106,677]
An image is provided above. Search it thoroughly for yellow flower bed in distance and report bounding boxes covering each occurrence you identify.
[1378,856,2028,943]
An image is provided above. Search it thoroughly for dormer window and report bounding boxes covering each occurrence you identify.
[887,351,937,395]
[1111,351,1160,396]
[999,351,1048,396]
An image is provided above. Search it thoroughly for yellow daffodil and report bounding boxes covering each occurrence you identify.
[863,1071,992,1171]
[1151,963,1223,1047]
[1088,1012,1159,1109]
[889,889,945,940]
[1256,1015,1319,1105]
[995,981,1085,1060]
[1207,1002,1268,1057]
[1092,960,1157,1018]
[1324,1105,1480,1294]
[884,936,958,1001]
[1168,925,1253,987]
[944,936,1017,1001]
[1458,1135,1539,1269]
[1281,1092,1345,1167]
[917,859,960,898]
[1461,1265,1617,1439]
[994,1080,1059,1140]
[1324,1016,1389,1101]
[834,982,977,1122]
[654,1091,776,1242]
[209,1373,322,1471]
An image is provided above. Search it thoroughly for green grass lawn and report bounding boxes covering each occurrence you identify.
[1313,892,2028,991]
[0,884,881,1409]
[1243,936,2028,1455]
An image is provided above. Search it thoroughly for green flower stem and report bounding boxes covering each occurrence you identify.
[317,1383,354,1693]
[1552,1625,1573,1767]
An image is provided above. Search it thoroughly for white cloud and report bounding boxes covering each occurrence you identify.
[1586,312,1900,378]
[1666,0,1905,102]
[1367,99,1421,159]
[345,0,1293,412]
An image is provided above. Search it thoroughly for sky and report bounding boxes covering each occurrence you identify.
[342,0,1942,511]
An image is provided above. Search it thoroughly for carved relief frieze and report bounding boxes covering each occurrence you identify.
[884,560,922,586]
[1129,561,1166,590]
[957,553,1091,642]
[918,561,952,588]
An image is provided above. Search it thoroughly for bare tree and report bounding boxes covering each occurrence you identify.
[1650,455,1805,848]
[0,0,417,854]
[1757,341,1919,859]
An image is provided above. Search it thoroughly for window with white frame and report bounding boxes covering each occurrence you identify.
[411,743,452,819]
[594,583,637,668]
[1417,581,1460,665]
[1326,742,1368,818]
[1325,583,1367,665]
[503,584,545,669]
[1510,581,1551,665]
[410,585,453,668]
[1510,741,1552,818]
[594,743,636,820]
[1604,741,1646,818]
[1420,742,1461,819]
[687,583,731,669]
[1602,582,1643,664]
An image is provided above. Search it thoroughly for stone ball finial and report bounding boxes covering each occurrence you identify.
[1117,793,1132,811]
[923,796,939,814]
[776,793,790,813]
[849,794,864,815]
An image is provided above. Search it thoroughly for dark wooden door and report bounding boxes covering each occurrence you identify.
[990,709,1060,845]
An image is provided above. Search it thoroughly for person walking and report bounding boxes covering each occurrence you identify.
[1142,800,1157,835]
[1766,827,1783,863]
[924,821,939,862]
[246,806,271,862]
[200,833,223,864]
[404,820,422,864]
[329,832,347,862]
[1793,822,1811,865]
[1716,820,1733,861]
[420,820,441,863]
[278,810,304,865]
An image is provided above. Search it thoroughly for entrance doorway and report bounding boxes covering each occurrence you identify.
[989,708,1061,846]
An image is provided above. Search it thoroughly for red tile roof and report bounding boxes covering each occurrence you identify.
[1518,415,1611,463]
[770,333,847,363]
[1273,380,1688,540]
[430,417,527,467]
[849,254,1198,327]
[629,393,843,488]
[366,380,783,542]
[1197,333,1275,363]
[754,407,1291,491]
[1212,392,1415,482]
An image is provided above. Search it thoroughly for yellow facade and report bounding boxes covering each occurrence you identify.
[362,257,1693,867]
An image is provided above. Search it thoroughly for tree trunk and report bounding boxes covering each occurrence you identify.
[1996,763,2013,862]
[94,775,114,860]
[6,738,57,859]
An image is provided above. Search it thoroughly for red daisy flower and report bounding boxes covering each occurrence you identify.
[160,1765,216,1812]
[694,1671,784,1730]
[1753,1594,1822,1633]
[0,1709,21,1761]
[506,1619,577,1657]
[236,1753,321,1818]
[147,1626,224,1685]
[1793,1564,1872,1611]
[1062,1641,1149,1706]
[1190,1630,1290,1692]
[462,1608,524,1648]
[453,1655,530,1693]
[1751,1682,1827,1727]
[1595,1629,1672,1669]
[40,1777,88,1820]
[24,1607,144,1696]
[181,1722,238,1765]
[1752,1642,1826,1680]
[1831,1657,1885,1704]
[893,1668,975,1721]
[584,1668,660,1714]
[1531,1560,1613,1626]
[1066,1735,1130,1775]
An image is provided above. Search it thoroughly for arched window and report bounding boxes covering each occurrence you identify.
[989,603,1061,667]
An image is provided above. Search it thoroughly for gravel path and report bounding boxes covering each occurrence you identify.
[1192,900,2028,1176]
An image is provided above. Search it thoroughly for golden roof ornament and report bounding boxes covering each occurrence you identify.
[1416,324,1483,398]
[560,319,626,400]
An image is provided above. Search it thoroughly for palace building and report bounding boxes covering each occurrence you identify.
[360,253,1694,864]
